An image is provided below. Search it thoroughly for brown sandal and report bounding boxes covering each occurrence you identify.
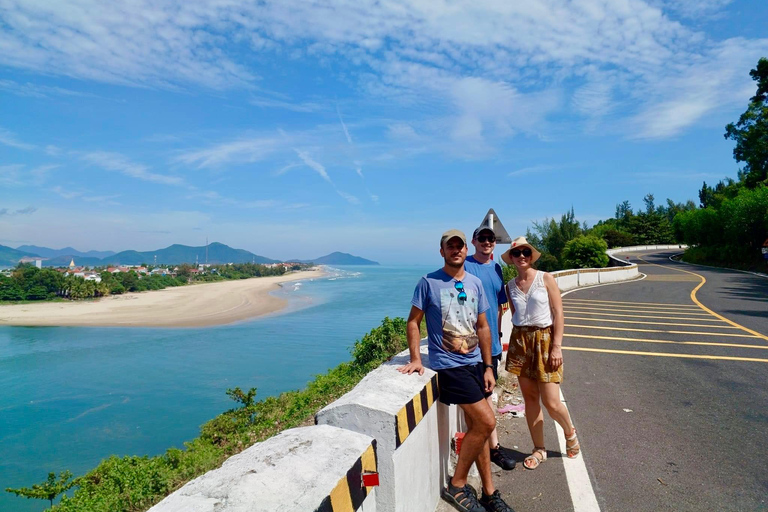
[523,447,547,470]
[566,428,580,458]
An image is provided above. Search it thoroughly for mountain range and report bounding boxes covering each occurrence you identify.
[0,243,379,267]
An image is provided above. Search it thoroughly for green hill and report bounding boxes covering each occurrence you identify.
[102,243,278,266]
[307,252,379,265]
[0,245,38,267]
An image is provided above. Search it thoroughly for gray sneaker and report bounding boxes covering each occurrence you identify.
[441,481,485,512]
[479,490,515,512]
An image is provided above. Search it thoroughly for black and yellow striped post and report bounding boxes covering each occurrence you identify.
[314,441,378,512]
[394,374,439,449]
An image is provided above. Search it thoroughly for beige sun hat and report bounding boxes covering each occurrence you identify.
[501,236,542,265]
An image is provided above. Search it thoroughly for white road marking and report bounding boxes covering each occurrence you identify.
[556,387,601,512]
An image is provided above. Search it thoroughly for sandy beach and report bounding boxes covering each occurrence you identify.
[0,269,327,328]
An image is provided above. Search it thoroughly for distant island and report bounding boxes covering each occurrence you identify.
[0,243,379,267]
[303,252,379,266]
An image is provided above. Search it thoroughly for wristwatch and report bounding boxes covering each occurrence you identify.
[484,363,494,370]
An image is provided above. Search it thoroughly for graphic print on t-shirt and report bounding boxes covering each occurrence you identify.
[440,287,479,354]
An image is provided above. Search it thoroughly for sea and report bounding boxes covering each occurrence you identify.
[0,265,432,512]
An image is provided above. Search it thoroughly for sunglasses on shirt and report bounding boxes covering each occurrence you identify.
[510,248,533,258]
[454,281,467,302]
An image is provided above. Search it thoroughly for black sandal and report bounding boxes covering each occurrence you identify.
[441,480,485,512]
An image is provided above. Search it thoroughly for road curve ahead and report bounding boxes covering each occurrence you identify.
[562,250,768,512]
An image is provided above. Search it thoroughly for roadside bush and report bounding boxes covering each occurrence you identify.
[351,316,408,371]
[562,235,609,269]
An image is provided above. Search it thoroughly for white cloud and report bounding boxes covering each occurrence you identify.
[0,128,35,150]
[337,106,353,144]
[82,151,185,186]
[250,96,323,112]
[175,137,281,169]
[294,149,332,183]
[336,190,360,205]
[0,79,94,98]
[508,165,557,177]
[0,0,764,145]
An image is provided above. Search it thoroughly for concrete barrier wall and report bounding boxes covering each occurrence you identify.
[316,344,444,512]
[149,244,686,511]
[149,425,378,512]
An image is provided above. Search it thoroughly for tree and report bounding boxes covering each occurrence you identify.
[724,57,768,188]
[643,193,655,215]
[6,470,77,508]
[529,207,582,270]
[562,235,609,269]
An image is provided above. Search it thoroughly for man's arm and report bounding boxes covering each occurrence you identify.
[398,305,426,375]
[497,305,505,345]
[477,312,495,392]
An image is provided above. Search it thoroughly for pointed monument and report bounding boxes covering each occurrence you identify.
[477,208,511,244]
[69,258,76,268]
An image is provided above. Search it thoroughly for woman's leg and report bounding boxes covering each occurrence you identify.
[539,382,575,436]
[518,376,544,448]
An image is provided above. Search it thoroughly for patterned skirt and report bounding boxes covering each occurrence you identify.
[504,325,563,383]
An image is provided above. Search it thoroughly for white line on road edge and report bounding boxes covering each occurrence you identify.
[556,388,601,512]
[667,253,768,279]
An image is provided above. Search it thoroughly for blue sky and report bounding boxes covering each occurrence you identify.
[1,0,766,264]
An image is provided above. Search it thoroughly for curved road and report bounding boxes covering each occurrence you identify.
[475,251,768,512]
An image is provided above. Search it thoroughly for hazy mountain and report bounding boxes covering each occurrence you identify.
[44,255,103,267]
[16,245,116,259]
[0,245,37,267]
[304,252,379,265]
[102,242,278,265]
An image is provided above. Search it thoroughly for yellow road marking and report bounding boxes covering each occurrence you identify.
[563,298,699,308]
[566,323,761,338]
[565,316,740,328]
[562,346,768,363]
[563,305,713,316]
[563,310,726,322]
[636,256,768,342]
[567,333,768,350]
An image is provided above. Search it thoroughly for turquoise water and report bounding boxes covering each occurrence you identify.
[0,265,431,512]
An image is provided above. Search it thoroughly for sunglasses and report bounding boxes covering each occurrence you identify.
[454,281,467,302]
[510,248,533,258]
[477,235,496,243]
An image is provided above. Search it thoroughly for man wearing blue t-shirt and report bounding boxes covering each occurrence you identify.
[399,229,513,512]
[464,226,516,471]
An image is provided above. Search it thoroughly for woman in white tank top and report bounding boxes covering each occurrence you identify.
[501,236,580,469]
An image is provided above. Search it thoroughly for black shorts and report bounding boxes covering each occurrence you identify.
[491,354,502,381]
[437,362,491,405]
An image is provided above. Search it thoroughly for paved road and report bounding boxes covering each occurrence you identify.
[444,251,768,512]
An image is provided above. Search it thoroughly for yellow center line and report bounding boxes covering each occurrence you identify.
[563,298,700,308]
[636,256,768,342]
[566,323,760,338]
[567,333,768,350]
[562,346,768,363]
[563,305,713,316]
[563,310,726,322]
[565,316,740,329]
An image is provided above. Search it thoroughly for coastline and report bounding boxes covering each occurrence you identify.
[0,268,328,328]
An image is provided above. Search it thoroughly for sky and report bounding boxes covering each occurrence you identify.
[1,0,767,264]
